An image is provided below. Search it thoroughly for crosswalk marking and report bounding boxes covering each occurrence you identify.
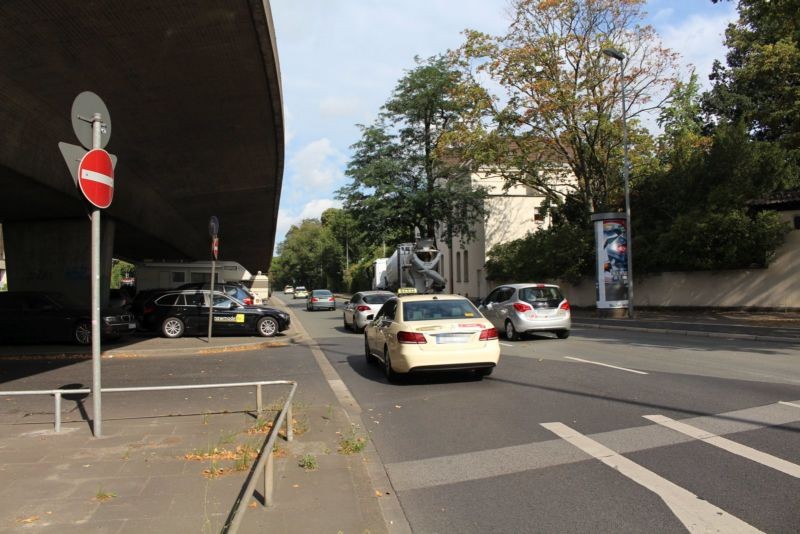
[541,422,762,534]
[643,414,800,479]
[564,356,648,375]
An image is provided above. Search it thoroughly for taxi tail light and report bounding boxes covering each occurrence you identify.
[559,300,571,311]
[328,297,335,301]
[311,297,319,302]
[356,305,371,312]
[143,305,156,315]
[397,331,427,344]
[513,302,532,313]
[479,328,499,341]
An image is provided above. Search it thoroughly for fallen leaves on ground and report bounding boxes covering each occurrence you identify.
[16,516,39,524]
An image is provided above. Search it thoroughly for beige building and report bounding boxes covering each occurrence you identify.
[437,168,574,300]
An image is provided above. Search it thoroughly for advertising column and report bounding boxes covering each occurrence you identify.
[591,212,629,314]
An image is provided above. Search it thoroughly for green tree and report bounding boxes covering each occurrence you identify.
[707,0,800,150]
[337,55,490,249]
[110,260,135,289]
[274,219,341,290]
[455,0,677,216]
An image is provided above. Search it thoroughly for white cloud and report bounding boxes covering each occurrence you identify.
[286,138,346,191]
[660,8,737,89]
[319,96,361,119]
[274,198,342,252]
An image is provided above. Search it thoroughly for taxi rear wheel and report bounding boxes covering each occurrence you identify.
[162,317,184,338]
[383,346,398,383]
[364,336,372,364]
[257,317,278,337]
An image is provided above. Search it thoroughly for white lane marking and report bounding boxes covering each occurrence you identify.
[386,400,800,491]
[81,169,113,186]
[499,342,513,347]
[564,356,648,375]
[541,422,762,534]
[779,401,800,409]
[644,414,800,479]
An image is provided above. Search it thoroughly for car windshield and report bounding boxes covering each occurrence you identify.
[363,294,392,305]
[403,300,482,321]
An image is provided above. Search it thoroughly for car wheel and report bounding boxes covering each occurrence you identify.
[162,317,185,338]
[383,346,397,382]
[556,330,570,339]
[364,335,372,364]
[257,316,279,337]
[74,321,91,345]
[505,320,519,341]
[476,367,494,377]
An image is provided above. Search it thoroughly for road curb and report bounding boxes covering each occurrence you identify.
[0,333,303,360]
[572,321,800,344]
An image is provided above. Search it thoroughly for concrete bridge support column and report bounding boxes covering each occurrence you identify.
[3,218,115,307]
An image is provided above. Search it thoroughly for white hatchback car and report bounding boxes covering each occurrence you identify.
[478,283,570,340]
[342,291,395,332]
[364,294,500,382]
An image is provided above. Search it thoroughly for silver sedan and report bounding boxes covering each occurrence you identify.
[342,291,395,332]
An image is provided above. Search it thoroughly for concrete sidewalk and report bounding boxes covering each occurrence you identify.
[0,296,391,533]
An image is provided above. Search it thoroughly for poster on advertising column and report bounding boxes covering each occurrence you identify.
[591,213,629,310]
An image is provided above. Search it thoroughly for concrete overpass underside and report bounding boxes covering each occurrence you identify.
[0,1,283,300]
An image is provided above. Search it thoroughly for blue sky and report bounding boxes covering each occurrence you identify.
[270,0,739,253]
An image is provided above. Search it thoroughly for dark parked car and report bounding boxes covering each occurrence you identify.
[176,282,259,305]
[140,290,290,338]
[0,291,136,345]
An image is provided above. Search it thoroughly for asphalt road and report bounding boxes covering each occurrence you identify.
[278,293,800,534]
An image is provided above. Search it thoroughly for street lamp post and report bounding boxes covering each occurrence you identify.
[603,47,634,318]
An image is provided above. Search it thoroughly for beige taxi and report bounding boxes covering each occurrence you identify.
[364,294,500,382]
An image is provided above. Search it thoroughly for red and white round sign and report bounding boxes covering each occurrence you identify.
[212,237,219,260]
[78,148,114,209]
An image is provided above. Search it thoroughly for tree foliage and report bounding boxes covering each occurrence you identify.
[337,55,490,248]
[454,0,677,215]
[271,219,341,290]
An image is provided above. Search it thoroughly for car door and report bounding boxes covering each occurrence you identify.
[480,288,503,329]
[494,287,516,325]
[344,294,359,325]
[210,293,246,334]
[367,299,394,355]
[375,299,397,356]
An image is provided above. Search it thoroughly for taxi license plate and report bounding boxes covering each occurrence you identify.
[128,323,136,329]
[436,334,469,344]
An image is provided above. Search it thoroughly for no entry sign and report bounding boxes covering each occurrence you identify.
[78,148,114,209]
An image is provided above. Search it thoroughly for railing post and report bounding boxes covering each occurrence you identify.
[286,402,293,442]
[54,392,62,433]
[256,384,262,414]
[264,451,274,507]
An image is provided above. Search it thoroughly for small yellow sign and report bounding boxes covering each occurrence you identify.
[236,313,245,323]
[397,287,418,295]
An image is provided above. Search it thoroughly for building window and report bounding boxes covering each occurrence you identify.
[191,272,211,283]
[463,251,469,282]
[456,252,461,283]
[534,207,545,222]
[171,271,185,283]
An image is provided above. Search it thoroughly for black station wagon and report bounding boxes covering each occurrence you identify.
[141,290,290,338]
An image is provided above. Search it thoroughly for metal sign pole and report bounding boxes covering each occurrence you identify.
[91,113,103,437]
[207,255,216,341]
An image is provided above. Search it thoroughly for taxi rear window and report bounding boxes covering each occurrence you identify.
[403,300,481,321]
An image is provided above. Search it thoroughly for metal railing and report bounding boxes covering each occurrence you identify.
[0,379,298,531]
[0,387,91,433]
